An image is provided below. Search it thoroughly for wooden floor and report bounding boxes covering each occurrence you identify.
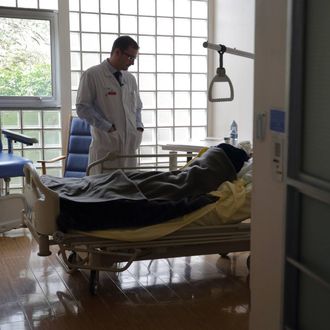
[0,228,250,330]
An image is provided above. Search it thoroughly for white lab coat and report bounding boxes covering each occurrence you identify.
[76,60,143,174]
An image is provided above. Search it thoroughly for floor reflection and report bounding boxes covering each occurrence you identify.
[0,229,250,330]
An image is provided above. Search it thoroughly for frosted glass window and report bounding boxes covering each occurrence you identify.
[192,92,207,108]
[69,13,79,31]
[71,90,77,108]
[120,0,137,15]
[192,38,207,55]
[157,37,173,54]
[192,109,207,125]
[23,149,42,163]
[101,34,118,53]
[81,14,99,32]
[142,110,156,126]
[43,149,61,162]
[140,146,156,157]
[100,0,118,14]
[175,110,190,126]
[139,36,156,54]
[22,111,41,128]
[192,127,206,139]
[81,0,99,13]
[70,32,81,51]
[175,92,190,108]
[82,53,100,70]
[1,111,19,129]
[192,74,207,90]
[175,74,190,90]
[175,55,190,72]
[22,130,41,148]
[175,127,190,140]
[157,92,173,108]
[0,0,15,6]
[120,16,137,34]
[17,0,37,8]
[139,74,156,90]
[157,110,173,126]
[44,130,61,147]
[139,17,155,35]
[82,34,100,52]
[139,55,156,72]
[157,18,173,35]
[140,92,156,109]
[175,0,190,17]
[43,111,61,128]
[175,19,190,36]
[70,52,81,70]
[67,0,208,167]
[157,128,173,143]
[142,128,156,144]
[192,19,207,37]
[39,0,57,10]
[175,37,190,54]
[192,1,208,19]
[71,72,81,90]
[101,15,118,33]
[157,55,173,72]
[192,56,207,73]
[157,0,173,17]
[69,0,79,11]
[139,0,155,16]
[157,74,173,90]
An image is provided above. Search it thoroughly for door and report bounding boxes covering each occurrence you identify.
[284,0,330,328]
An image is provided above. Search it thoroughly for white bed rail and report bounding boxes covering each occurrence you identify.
[86,151,197,175]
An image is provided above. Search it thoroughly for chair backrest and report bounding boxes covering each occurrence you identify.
[64,117,92,178]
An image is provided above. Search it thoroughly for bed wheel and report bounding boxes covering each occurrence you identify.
[219,253,229,258]
[89,270,99,295]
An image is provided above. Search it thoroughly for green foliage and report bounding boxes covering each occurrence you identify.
[0,63,52,96]
[0,16,52,97]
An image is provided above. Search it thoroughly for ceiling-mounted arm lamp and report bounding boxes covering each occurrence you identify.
[203,41,255,103]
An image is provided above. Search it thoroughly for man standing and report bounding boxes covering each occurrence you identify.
[76,36,144,174]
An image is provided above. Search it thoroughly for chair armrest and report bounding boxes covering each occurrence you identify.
[2,129,38,145]
[2,129,38,153]
[37,155,66,175]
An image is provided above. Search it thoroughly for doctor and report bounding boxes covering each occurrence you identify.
[76,36,144,174]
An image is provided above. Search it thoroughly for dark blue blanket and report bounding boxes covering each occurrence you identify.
[41,147,237,231]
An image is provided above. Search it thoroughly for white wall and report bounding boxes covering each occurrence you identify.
[249,0,288,329]
[209,0,255,142]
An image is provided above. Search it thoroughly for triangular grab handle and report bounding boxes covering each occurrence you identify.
[208,68,234,102]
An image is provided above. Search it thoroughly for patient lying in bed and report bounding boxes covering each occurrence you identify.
[41,144,249,231]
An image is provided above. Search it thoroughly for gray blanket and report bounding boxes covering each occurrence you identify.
[41,147,237,230]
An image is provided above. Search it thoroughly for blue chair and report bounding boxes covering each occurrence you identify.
[0,129,38,195]
[38,116,91,177]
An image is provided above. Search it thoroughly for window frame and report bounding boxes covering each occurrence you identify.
[0,7,61,109]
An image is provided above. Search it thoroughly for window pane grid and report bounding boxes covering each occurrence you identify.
[69,0,208,165]
[1,4,64,192]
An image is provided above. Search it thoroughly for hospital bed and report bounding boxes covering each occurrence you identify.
[22,151,252,294]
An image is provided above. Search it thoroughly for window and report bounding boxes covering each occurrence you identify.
[0,7,60,108]
[69,0,209,157]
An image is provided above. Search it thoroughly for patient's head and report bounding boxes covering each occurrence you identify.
[216,143,250,173]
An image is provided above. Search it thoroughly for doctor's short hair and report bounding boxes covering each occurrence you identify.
[111,36,139,53]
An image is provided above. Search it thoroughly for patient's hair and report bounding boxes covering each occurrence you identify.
[216,143,249,173]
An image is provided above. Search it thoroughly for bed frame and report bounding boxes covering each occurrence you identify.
[22,153,250,294]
